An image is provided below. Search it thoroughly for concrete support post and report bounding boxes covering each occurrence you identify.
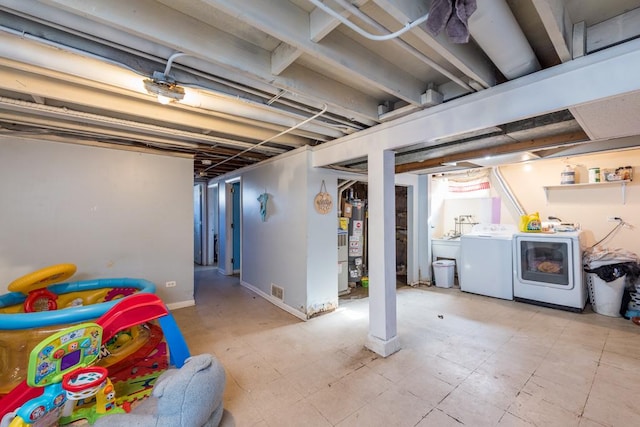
[365,149,400,357]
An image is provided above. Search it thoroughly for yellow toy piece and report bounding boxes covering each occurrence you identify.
[8,264,77,294]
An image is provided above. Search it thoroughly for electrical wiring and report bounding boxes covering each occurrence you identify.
[591,217,626,248]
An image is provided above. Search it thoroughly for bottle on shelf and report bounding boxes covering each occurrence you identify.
[561,165,575,185]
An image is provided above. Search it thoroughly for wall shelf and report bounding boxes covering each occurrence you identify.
[543,180,630,204]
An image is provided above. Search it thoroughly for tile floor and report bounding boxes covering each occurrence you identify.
[172,267,640,426]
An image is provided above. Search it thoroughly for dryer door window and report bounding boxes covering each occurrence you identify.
[518,240,570,286]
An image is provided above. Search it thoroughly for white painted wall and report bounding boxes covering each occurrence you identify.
[211,148,340,318]
[0,136,194,307]
[241,152,310,313]
[305,153,340,316]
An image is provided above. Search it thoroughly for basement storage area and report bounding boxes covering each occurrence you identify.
[2,1,640,425]
[337,181,409,300]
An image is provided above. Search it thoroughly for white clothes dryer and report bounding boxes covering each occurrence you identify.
[512,230,587,312]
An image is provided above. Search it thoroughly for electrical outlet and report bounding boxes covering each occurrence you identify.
[165,281,177,288]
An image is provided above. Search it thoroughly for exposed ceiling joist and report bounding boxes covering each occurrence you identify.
[371,0,495,89]
[531,0,573,62]
[1,1,639,178]
[39,0,380,124]
[587,6,640,53]
[205,0,427,106]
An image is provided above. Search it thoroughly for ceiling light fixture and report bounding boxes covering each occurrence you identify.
[143,71,185,104]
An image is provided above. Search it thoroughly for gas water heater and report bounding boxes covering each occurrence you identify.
[347,199,365,284]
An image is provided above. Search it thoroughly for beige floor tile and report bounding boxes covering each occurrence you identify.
[221,377,266,426]
[507,389,582,427]
[337,385,432,427]
[398,364,456,407]
[533,358,598,389]
[223,350,282,391]
[520,374,589,415]
[307,380,367,425]
[414,408,465,427]
[337,365,394,402]
[335,404,396,427]
[496,412,533,426]
[476,355,538,391]
[366,346,426,383]
[583,381,640,426]
[183,268,640,427]
[281,361,339,398]
[456,370,521,410]
[311,347,370,380]
[417,354,473,387]
[437,339,495,371]
[590,362,640,394]
[437,387,506,426]
[246,375,305,418]
[603,330,640,357]
[599,350,640,374]
[558,322,609,351]
[577,417,609,427]
[261,401,331,427]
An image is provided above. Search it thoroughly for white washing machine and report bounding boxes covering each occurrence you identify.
[459,224,517,300]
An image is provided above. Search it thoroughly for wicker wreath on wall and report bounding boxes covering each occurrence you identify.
[314,180,332,214]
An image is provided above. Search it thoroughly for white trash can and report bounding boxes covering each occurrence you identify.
[587,273,625,317]
[433,260,455,288]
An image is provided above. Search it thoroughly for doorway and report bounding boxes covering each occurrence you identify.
[206,183,219,266]
[194,183,204,265]
[337,181,409,302]
[231,181,241,272]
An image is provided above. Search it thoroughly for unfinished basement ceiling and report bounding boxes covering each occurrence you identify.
[0,1,639,178]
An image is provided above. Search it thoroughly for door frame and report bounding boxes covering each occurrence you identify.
[224,177,241,275]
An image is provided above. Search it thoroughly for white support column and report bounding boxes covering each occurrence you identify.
[365,149,400,357]
[416,175,430,284]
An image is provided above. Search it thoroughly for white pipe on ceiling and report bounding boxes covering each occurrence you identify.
[309,0,473,92]
[204,104,328,172]
[468,0,540,80]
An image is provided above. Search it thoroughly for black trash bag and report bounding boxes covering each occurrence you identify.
[584,263,625,282]
[584,262,640,284]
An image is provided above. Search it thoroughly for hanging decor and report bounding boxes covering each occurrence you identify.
[314,180,333,214]
[446,169,490,193]
[257,191,269,222]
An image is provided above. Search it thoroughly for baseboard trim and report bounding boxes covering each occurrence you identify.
[240,280,307,321]
[166,299,196,310]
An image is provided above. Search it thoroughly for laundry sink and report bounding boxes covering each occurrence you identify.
[432,238,461,276]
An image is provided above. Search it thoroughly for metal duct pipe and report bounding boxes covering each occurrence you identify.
[492,166,525,216]
[468,0,540,79]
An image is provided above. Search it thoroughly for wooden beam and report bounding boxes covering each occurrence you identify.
[395,130,588,173]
